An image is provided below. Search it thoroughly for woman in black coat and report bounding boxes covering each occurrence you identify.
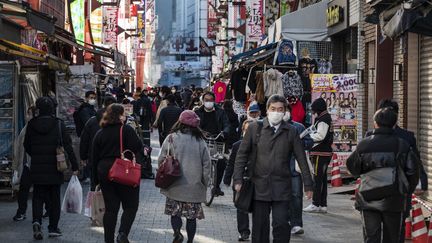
[92,104,143,243]
[24,97,79,240]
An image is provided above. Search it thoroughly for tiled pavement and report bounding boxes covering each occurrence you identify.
[0,133,363,243]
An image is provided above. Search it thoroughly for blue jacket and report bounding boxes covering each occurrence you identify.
[289,120,314,177]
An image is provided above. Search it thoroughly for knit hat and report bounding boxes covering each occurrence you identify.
[248,102,260,112]
[311,98,327,113]
[36,97,55,116]
[179,110,200,128]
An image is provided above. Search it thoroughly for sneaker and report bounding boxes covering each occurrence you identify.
[116,232,130,243]
[238,232,250,241]
[33,222,43,240]
[48,228,62,237]
[13,213,26,221]
[291,226,304,235]
[319,207,328,213]
[303,204,320,213]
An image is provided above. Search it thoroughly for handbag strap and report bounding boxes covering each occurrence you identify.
[119,125,124,153]
[167,134,175,157]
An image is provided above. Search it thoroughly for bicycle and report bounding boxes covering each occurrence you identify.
[203,133,225,207]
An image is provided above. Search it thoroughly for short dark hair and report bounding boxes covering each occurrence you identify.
[161,86,171,96]
[378,99,399,114]
[85,90,96,98]
[266,94,287,110]
[166,94,176,104]
[374,107,397,128]
[202,91,216,100]
[104,95,117,107]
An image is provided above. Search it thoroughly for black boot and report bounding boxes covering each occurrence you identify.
[173,230,184,243]
[116,232,130,243]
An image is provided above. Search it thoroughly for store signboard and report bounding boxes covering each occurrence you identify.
[212,46,225,74]
[311,74,359,166]
[326,0,348,36]
[70,0,85,43]
[169,36,200,55]
[208,0,218,39]
[102,6,118,47]
[164,61,205,72]
[90,7,103,45]
[246,0,264,42]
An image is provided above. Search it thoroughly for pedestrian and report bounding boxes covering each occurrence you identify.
[158,110,211,243]
[12,106,49,221]
[188,88,203,110]
[239,102,261,134]
[233,94,314,243]
[283,104,314,235]
[303,97,333,213]
[24,97,79,240]
[181,86,193,110]
[195,91,230,196]
[153,86,172,145]
[91,104,143,243]
[74,90,97,137]
[134,88,154,146]
[224,120,253,241]
[80,95,117,189]
[346,107,419,243]
[222,100,240,151]
[157,94,183,145]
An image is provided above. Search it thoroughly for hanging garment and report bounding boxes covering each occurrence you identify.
[281,72,303,99]
[213,81,227,103]
[263,68,284,98]
[291,100,305,123]
[298,58,318,79]
[230,69,249,102]
[318,59,333,74]
[255,72,265,104]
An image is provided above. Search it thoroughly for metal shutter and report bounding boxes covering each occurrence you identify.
[393,37,405,128]
[419,36,432,201]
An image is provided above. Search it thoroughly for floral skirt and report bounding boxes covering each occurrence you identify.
[164,198,205,220]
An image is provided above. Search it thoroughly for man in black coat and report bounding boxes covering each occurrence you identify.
[24,97,79,240]
[76,91,97,137]
[80,96,116,188]
[195,91,231,196]
[157,94,182,144]
[134,89,153,146]
[347,107,419,243]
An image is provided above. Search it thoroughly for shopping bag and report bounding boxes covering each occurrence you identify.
[83,191,95,217]
[61,175,83,214]
[91,186,105,227]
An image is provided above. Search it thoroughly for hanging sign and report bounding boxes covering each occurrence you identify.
[102,6,118,47]
[208,0,218,39]
[246,0,264,42]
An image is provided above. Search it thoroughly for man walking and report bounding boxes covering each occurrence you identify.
[157,94,182,144]
[134,89,153,146]
[74,91,97,137]
[233,94,314,243]
[195,91,230,196]
[347,107,419,243]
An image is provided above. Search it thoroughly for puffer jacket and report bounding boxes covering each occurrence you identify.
[263,68,283,98]
[24,116,78,185]
[347,127,419,212]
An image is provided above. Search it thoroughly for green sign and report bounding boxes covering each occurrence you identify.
[71,0,85,43]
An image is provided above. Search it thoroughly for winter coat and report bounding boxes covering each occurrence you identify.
[225,109,240,149]
[195,105,231,136]
[80,109,104,161]
[181,89,193,109]
[158,132,211,203]
[78,102,97,126]
[347,127,419,212]
[263,68,283,98]
[157,104,182,136]
[289,121,314,177]
[91,123,143,185]
[310,104,333,155]
[233,119,314,201]
[134,94,154,129]
[12,125,29,182]
[153,99,169,127]
[24,116,78,185]
[224,140,242,185]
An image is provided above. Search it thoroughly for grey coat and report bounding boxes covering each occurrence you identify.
[233,118,314,201]
[158,132,211,203]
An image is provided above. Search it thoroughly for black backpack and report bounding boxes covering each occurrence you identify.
[73,105,84,136]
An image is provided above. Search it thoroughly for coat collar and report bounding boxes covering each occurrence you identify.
[372,127,395,135]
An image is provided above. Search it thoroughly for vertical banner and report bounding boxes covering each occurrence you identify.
[102,6,118,47]
[246,0,264,42]
[90,7,103,45]
[70,0,85,43]
[311,74,359,167]
[208,0,218,39]
[280,0,300,16]
[265,0,280,29]
[212,46,225,74]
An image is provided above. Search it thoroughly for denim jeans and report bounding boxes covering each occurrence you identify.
[290,175,303,227]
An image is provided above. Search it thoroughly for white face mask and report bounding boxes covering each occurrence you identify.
[204,102,214,110]
[247,115,258,122]
[171,89,176,94]
[267,112,284,125]
[283,111,291,122]
[159,92,164,97]
[88,99,97,106]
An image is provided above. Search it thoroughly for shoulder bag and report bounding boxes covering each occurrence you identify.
[108,126,142,187]
[155,135,181,189]
[56,120,68,172]
[234,120,263,213]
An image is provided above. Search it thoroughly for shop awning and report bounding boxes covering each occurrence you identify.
[230,42,278,63]
[54,33,113,58]
[265,0,329,43]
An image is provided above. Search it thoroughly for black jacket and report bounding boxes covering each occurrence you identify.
[157,104,182,135]
[78,103,97,126]
[225,109,240,149]
[224,140,242,185]
[365,126,427,190]
[195,105,231,136]
[181,89,193,109]
[92,123,143,185]
[134,94,154,127]
[347,128,419,212]
[80,108,104,161]
[24,116,78,185]
[310,111,333,154]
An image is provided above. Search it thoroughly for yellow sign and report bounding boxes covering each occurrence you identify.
[326,5,344,27]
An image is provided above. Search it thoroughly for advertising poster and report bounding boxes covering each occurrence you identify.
[246,0,264,42]
[265,0,280,29]
[208,0,218,39]
[164,61,205,72]
[90,7,103,45]
[280,0,300,16]
[311,74,359,167]
[70,0,85,43]
[102,6,118,47]
[212,46,225,74]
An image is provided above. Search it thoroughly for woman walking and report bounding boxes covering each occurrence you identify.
[158,110,211,243]
[92,104,143,243]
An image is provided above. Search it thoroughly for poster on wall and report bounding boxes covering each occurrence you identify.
[70,0,85,43]
[208,0,218,39]
[102,6,118,47]
[246,0,264,42]
[311,74,359,167]
[265,0,280,29]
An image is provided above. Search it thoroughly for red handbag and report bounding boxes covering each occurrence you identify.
[155,135,181,189]
[108,126,141,187]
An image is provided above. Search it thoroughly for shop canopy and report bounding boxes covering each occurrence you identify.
[230,42,278,63]
[264,0,329,44]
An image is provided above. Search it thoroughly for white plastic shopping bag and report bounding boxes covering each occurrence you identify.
[61,175,83,214]
[91,186,105,227]
[83,191,95,217]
